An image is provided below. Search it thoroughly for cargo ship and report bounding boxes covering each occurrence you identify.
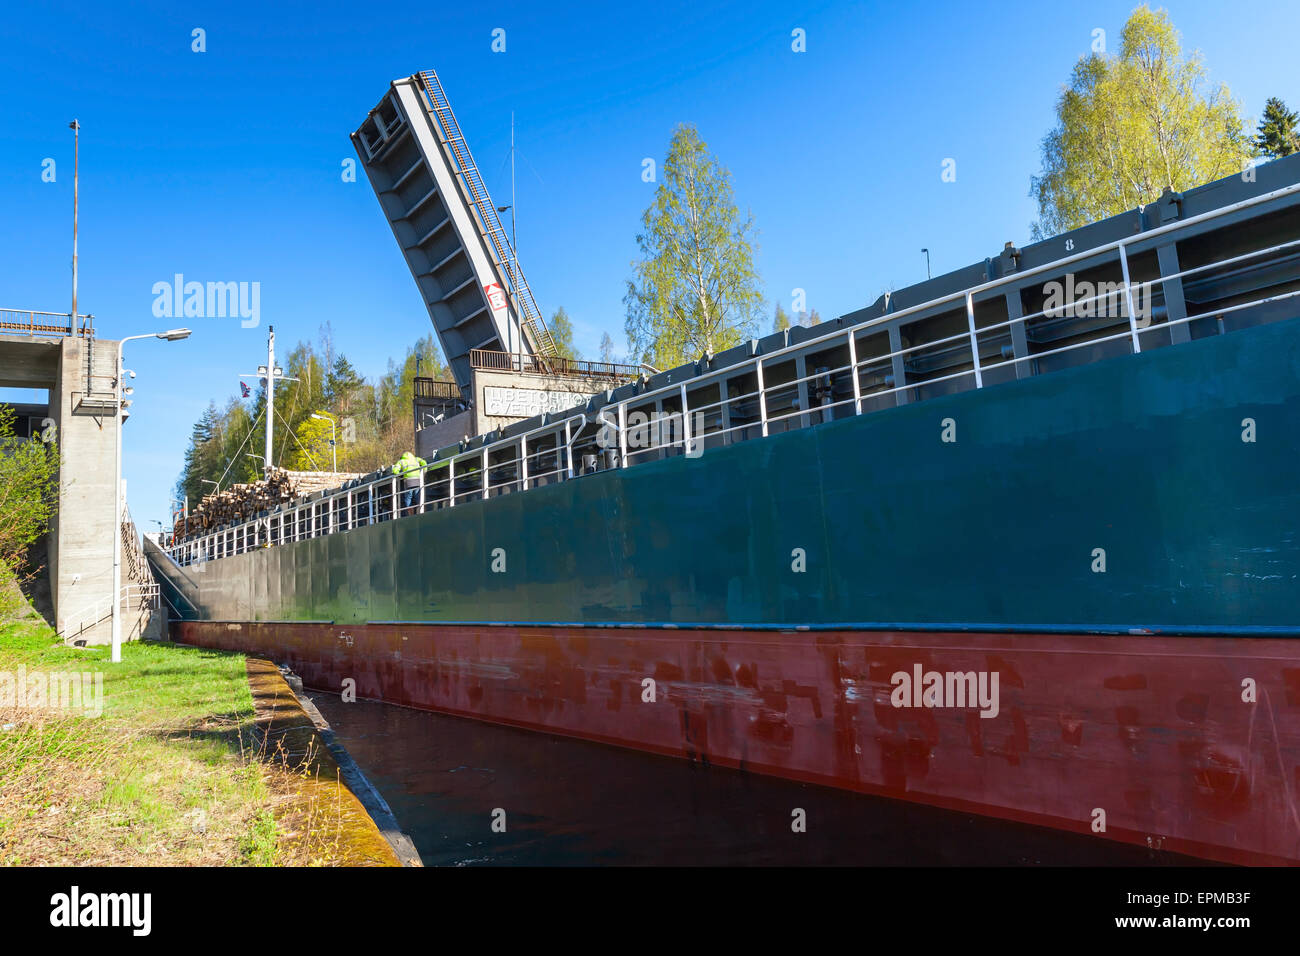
[148,72,1300,866]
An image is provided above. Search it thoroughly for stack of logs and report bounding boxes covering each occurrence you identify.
[173,468,365,542]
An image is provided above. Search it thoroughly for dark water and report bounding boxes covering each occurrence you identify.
[306,691,1205,867]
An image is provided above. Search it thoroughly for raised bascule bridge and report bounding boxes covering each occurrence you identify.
[147,69,1300,866]
[351,71,643,454]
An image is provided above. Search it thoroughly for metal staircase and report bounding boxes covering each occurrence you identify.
[59,506,161,645]
[416,71,559,362]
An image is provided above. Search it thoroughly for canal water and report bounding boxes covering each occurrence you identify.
[306,691,1203,867]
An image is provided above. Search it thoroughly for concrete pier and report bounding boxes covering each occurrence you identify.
[0,330,157,644]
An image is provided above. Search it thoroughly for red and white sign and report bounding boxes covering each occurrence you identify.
[484,282,508,315]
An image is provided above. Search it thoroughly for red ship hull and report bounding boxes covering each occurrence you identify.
[172,620,1300,865]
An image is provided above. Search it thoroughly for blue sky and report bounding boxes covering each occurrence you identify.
[2,0,1296,530]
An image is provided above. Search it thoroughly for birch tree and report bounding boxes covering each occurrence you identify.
[1031,5,1252,239]
[624,124,763,369]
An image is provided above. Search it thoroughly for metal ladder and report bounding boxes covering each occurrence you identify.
[416,70,559,362]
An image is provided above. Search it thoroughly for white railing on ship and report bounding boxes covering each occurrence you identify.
[168,181,1300,567]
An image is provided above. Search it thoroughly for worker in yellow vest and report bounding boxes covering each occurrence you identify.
[392,451,427,515]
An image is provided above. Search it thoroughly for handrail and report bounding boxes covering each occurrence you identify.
[168,178,1300,566]
[605,179,1300,414]
[416,70,558,360]
[414,377,463,400]
[57,583,159,641]
[469,348,643,380]
[0,308,95,337]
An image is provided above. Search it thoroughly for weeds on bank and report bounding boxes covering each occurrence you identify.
[0,618,369,865]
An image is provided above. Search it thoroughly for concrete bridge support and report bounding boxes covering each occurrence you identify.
[0,331,157,644]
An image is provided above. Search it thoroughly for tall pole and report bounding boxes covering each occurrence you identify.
[264,325,275,472]
[510,112,520,365]
[70,120,79,324]
[111,342,123,662]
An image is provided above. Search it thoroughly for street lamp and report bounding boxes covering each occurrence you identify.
[112,327,191,664]
[310,412,336,472]
[170,494,188,532]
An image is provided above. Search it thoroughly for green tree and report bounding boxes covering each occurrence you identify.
[175,333,454,495]
[284,415,334,472]
[0,405,60,579]
[326,354,364,412]
[272,343,328,469]
[773,303,791,333]
[624,123,763,369]
[598,332,618,365]
[548,307,579,360]
[1255,97,1300,158]
[1030,5,1252,238]
[214,399,258,484]
[177,402,222,504]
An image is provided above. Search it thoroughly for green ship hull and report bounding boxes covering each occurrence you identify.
[153,311,1300,635]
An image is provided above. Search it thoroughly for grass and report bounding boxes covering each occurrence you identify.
[0,609,396,866]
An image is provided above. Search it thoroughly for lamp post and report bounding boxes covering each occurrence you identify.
[170,494,188,535]
[112,328,191,664]
[310,412,336,472]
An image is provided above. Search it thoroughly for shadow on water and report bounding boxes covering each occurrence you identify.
[306,692,1209,867]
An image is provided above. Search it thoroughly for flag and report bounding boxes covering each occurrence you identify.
[240,381,250,398]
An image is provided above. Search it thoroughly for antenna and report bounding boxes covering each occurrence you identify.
[496,112,522,363]
[240,325,299,473]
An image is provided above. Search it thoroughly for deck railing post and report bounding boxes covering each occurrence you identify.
[680,384,692,455]
[847,330,862,414]
[965,292,984,389]
[618,402,628,467]
[1119,242,1142,353]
